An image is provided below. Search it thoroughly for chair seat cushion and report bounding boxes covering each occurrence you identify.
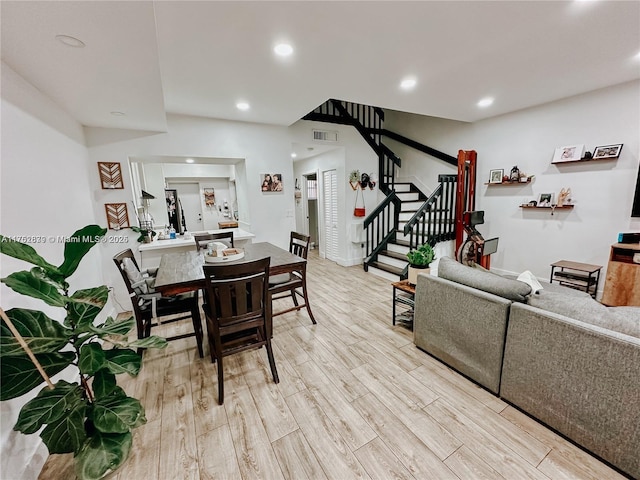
[269,273,293,285]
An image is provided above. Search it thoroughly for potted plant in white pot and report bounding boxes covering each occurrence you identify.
[0,225,167,479]
[406,243,436,285]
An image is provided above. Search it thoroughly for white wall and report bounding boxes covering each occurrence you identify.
[1,63,103,480]
[85,114,296,304]
[386,80,640,292]
[290,120,379,266]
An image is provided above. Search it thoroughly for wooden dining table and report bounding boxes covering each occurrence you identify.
[153,242,315,321]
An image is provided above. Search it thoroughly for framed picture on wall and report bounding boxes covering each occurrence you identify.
[260,173,284,192]
[537,193,555,207]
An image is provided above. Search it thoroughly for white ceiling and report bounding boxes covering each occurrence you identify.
[2,1,639,132]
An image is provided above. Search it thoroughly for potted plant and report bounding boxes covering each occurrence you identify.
[406,243,436,285]
[0,225,167,480]
[130,225,156,243]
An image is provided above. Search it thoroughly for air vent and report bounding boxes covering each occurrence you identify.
[312,129,338,142]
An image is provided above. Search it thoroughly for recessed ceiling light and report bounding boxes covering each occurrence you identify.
[236,102,250,111]
[477,97,494,108]
[400,77,417,90]
[110,111,125,116]
[186,158,194,163]
[55,34,85,48]
[274,43,294,57]
[291,153,297,158]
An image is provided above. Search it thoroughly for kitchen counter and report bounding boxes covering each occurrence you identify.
[138,227,255,268]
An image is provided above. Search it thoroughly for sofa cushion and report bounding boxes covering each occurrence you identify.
[438,256,532,302]
[527,290,640,339]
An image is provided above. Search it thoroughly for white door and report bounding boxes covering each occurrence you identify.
[323,169,339,262]
[167,182,202,232]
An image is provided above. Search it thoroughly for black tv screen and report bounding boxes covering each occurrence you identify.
[633,164,640,217]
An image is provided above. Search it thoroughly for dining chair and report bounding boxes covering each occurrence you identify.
[193,232,234,252]
[268,231,316,324]
[202,257,279,404]
[113,249,204,357]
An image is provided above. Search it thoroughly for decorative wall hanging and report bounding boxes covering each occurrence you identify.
[98,162,124,189]
[105,202,129,230]
[261,173,284,192]
[204,188,216,207]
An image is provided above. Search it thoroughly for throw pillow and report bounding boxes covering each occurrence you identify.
[438,256,532,302]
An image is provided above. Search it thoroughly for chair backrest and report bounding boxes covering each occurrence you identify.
[203,257,270,329]
[290,232,310,259]
[194,232,234,252]
[113,248,140,295]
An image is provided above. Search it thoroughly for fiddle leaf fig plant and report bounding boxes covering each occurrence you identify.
[0,225,167,480]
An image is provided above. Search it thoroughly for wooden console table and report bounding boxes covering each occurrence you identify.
[550,260,602,299]
[601,243,640,306]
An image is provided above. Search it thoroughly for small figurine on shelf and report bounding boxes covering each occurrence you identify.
[510,166,520,182]
[557,188,572,207]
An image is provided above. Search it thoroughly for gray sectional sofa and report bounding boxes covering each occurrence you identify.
[413,257,640,479]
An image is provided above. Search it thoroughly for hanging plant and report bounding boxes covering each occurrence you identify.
[0,225,167,480]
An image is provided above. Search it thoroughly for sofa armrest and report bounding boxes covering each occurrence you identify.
[501,303,640,479]
[414,274,511,394]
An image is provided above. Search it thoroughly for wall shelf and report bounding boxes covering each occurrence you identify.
[519,205,574,210]
[485,179,532,186]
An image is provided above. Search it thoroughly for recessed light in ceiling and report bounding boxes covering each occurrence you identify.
[236,102,250,111]
[400,77,417,90]
[110,111,126,116]
[274,43,294,57]
[186,158,194,163]
[291,153,297,158]
[477,97,494,108]
[55,34,85,48]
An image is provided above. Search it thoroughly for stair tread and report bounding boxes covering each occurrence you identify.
[369,261,404,276]
[380,250,409,261]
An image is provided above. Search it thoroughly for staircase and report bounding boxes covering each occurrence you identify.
[304,99,471,281]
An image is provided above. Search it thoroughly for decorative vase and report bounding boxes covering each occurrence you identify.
[408,265,430,285]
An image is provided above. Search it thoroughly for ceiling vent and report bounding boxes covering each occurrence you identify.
[312,129,338,142]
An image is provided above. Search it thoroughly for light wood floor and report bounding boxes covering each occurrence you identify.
[40,251,626,480]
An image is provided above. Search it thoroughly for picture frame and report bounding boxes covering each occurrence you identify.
[260,173,284,192]
[489,169,504,184]
[593,144,623,160]
[537,193,555,207]
[98,162,124,189]
[104,203,129,230]
[552,144,585,164]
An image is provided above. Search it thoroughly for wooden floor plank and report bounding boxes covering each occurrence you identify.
[271,430,329,480]
[196,425,242,480]
[444,445,507,480]
[285,389,371,479]
[354,437,415,480]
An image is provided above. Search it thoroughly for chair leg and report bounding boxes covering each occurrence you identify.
[291,288,299,307]
[191,305,204,358]
[265,337,279,384]
[217,353,224,405]
[300,280,316,324]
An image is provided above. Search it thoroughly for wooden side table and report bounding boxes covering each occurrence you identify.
[601,243,640,306]
[391,280,415,329]
[550,260,602,298]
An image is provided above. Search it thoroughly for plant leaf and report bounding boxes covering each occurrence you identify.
[0,352,75,400]
[90,316,135,337]
[75,431,132,480]
[79,343,106,376]
[127,336,168,350]
[14,380,84,434]
[1,308,71,356]
[104,349,141,376]
[92,369,117,399]
[92,394,146,433]
[58,225,107,278]
[0,236,61,276]
[1,271,66,307]
[40,405,87,454]
[68,286,109,328]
